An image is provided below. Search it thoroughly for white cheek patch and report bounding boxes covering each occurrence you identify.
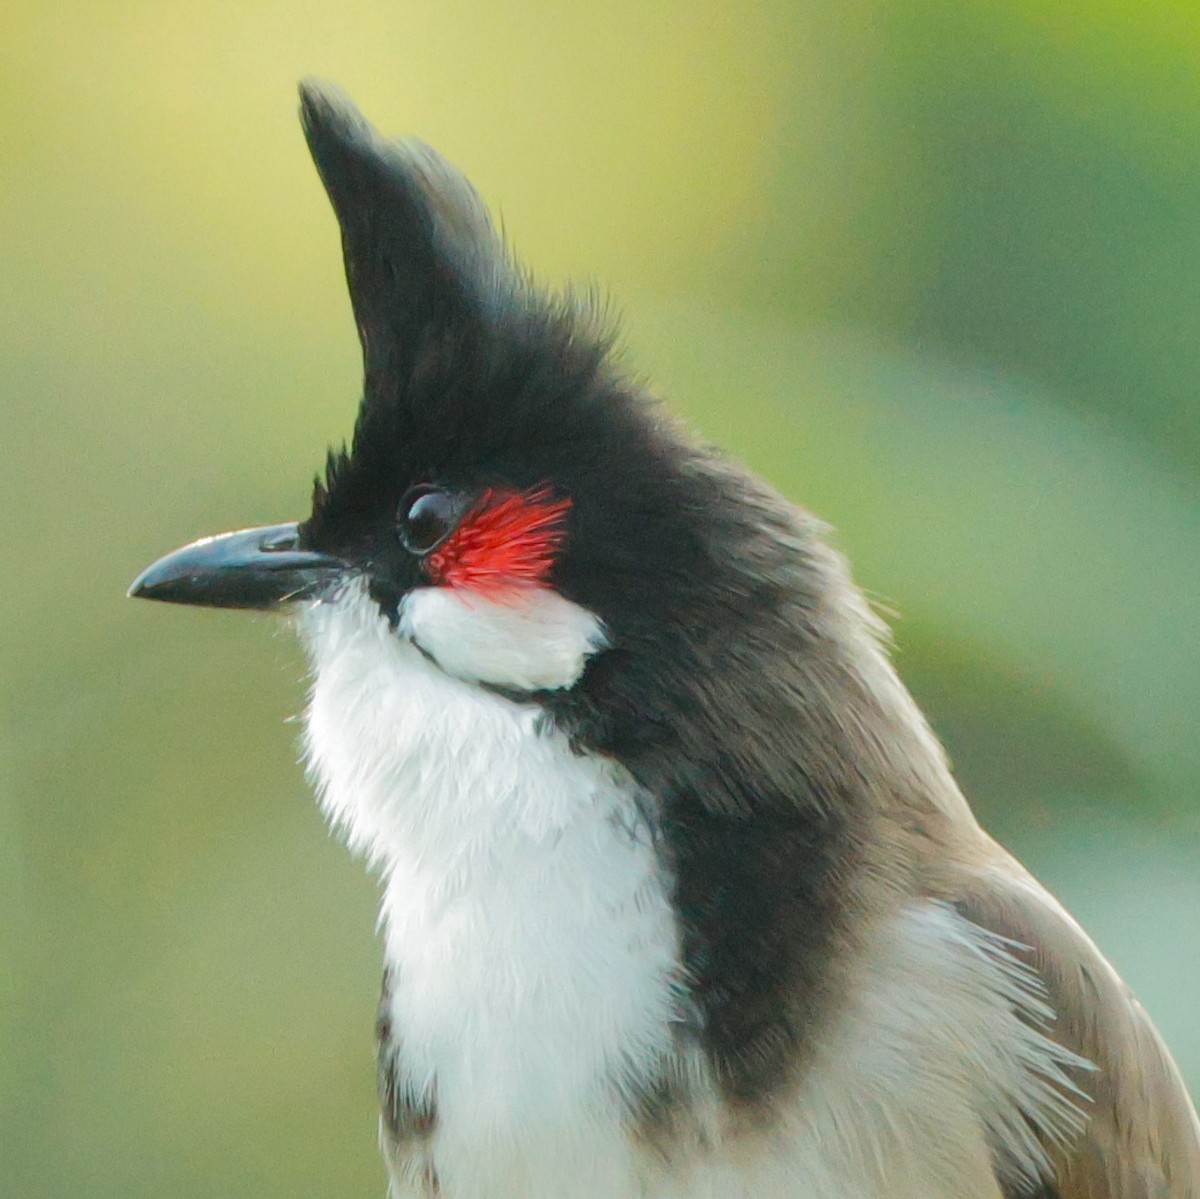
[397,584,608,691]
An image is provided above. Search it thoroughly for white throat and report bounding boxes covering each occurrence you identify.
[294,583,1087,1199]
[297,583,684,1194]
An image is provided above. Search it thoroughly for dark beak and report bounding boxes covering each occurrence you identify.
[128,522,347,610]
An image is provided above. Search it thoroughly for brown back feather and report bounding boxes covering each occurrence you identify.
[951,840,1200,1198]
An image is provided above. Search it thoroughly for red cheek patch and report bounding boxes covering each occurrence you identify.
[424,486,571,592]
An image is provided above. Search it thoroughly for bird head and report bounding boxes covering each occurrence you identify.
[130,81,913,819]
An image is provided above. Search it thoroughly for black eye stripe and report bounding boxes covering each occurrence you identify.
[397,485,461,556]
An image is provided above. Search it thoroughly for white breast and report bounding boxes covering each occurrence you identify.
[297,583,1086,1199]
[299,582,683,1199]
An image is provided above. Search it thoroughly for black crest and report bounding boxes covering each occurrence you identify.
[298,81,625,557]
[299,80,509,378]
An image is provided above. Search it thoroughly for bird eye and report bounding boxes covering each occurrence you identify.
[398,485,459,556]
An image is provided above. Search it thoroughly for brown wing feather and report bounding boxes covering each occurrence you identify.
[950,840,1200,1199]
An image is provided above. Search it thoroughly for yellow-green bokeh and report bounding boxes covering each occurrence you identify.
[3,3,1198,1196]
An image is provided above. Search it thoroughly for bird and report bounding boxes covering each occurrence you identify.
[129,80,1200,1199]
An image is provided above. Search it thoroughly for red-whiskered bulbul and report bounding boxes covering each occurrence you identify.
[130,82,1200,1199]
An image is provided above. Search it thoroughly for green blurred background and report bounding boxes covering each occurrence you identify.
[3,1,1198,1194]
